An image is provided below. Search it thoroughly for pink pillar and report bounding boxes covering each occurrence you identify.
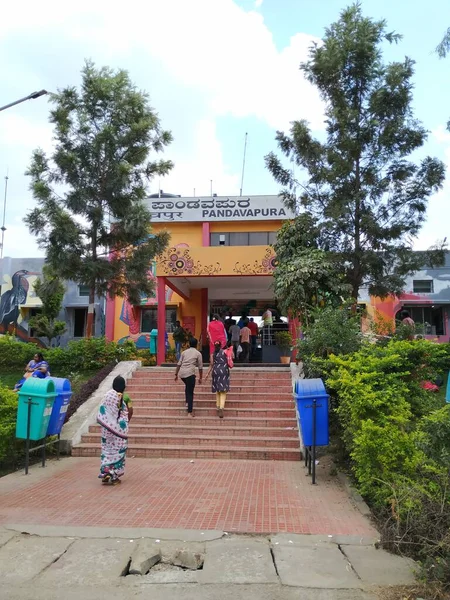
[202,222,210,247]
[105,295,115,341]
[157,277,166,366]
[201,288,208,348]
[289,315,301,361]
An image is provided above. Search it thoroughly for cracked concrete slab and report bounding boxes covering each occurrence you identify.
[271,533,379,547]
[272,544,361,588]
[129,539,161,575]
[5,524,223,541]
[0,528,17,548]
[36,538,135,586]
[200,539,278,584]
[0,584,379,600]
[0,535,72,583]
[342,545,417,586]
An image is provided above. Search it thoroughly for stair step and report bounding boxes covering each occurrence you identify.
[127,384,292,392]
[131,399,293,409]
[72,443,301,461]
[81,431,299,449]
[128,407,296,418]
[128,416,298,427]
[89,424,298,437]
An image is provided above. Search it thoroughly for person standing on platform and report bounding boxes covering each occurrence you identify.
[224,312,234,342]
[207,314,227,362]
[229,320,241,359]
[175,337,203,417]
[239,321,251,363]
[207,340,230,418]
[248,318,259,358]
[173,320,185,361]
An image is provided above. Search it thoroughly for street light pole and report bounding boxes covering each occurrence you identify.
[0,90,48,112]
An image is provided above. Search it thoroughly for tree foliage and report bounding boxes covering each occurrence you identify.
[273,215,351,320]
[25,61,172,336]
[28,265,67,346]
[266,3,446,300]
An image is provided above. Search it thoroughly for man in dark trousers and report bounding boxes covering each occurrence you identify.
[174,337,203,417]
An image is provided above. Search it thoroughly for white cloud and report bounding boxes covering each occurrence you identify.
[0,0,324,258]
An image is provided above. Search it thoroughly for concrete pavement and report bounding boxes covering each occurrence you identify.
[0,525,416,600]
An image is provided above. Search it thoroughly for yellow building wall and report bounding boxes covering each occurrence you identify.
[112,218,282,348]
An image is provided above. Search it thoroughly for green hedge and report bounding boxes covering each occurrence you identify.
[325,339,450,590]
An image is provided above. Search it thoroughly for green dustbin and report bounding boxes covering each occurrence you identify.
[150,329,158,355]
[16,378,57,441]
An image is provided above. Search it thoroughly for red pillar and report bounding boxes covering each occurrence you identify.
[201,288,208,348]
[157,277,166,366]
[202,222,210,247]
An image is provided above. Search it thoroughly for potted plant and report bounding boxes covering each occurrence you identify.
[274,331,293,364]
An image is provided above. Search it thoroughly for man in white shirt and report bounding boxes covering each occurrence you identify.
[229,321,241,360]
[175,337,203,417]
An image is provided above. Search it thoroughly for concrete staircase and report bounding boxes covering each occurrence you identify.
[72,367,301,461]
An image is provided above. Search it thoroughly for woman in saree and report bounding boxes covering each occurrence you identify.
[207,314,227,362]
[97,375,130,485]
[14,353,50,391]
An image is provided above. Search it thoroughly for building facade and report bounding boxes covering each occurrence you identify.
[105,195,295,363]
[0,257,105,346]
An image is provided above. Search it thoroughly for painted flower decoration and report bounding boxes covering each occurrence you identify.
[167,249,195,274]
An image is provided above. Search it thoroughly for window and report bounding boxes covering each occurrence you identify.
[78,285,90,297]
[210,232,276,246]
[249,232,269,245]
[73,308,88,337]
[402,305,445,336]
[141,307,178,332]
[413,280,433,294]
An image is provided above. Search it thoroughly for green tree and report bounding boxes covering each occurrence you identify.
[266,3,446,301]
[28,265,67,346]
[273,214,351,322]
[25,61,172,337]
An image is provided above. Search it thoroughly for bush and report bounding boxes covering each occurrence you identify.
[0,336,39,370]
[0,384,19,463]
[325,338,450,590]
[298,305,363,376]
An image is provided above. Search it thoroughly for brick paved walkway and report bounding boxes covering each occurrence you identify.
[0,457,377,535]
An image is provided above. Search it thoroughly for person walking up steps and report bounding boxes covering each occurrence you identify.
[207,341,230,418]
[175,337,203,417]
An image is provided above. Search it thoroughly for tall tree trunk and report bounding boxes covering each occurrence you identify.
[86,287,95,338]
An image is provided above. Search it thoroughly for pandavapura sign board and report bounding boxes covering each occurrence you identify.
[144,195,295,222]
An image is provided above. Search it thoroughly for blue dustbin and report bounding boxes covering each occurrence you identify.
[46,378,72,436]
[294,378,329,446]
[150,329,158,354]
[16,378,57,441]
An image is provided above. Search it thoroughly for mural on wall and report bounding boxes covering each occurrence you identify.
[118,261,174,348]
[159,245,222,276]
[0,269,40,338]
[233,247,277,275]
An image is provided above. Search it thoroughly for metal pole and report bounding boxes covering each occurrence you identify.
[312,399,317,484]
[25,398,32,475]
[1,171,8,260]
[0,90,48,112]
[239,132,248,196]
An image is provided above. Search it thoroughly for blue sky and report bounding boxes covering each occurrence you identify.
[1,0,450,256]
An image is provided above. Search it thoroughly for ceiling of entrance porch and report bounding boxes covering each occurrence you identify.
[167,276,273,300]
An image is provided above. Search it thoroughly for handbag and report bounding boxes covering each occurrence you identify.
[225,347,234,369]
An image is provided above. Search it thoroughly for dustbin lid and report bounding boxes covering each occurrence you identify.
[18,377,57,398]
[48,377,72,394]
[295,378,328,398]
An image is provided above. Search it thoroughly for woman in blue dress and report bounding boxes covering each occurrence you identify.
[14,353,50,391]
